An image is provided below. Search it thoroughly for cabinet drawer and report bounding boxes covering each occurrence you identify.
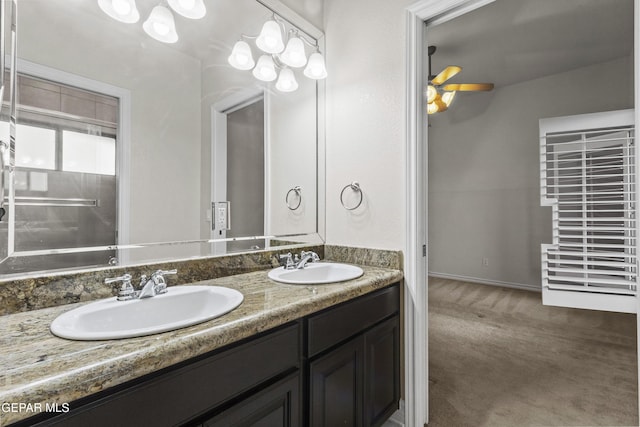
[36,322,300,427]
[307,284,399,358]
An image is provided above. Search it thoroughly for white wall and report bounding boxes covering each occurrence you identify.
[428,55,634,289]
[323,0,413,251]
[18,1,202,246]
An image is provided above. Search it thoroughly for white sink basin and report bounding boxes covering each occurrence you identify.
[50,285,244,341]
[268,262,364,284]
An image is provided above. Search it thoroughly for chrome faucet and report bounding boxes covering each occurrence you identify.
[277,251,320,270]
[105,269,177,301]
[138,269,177,298]
[297,251,320,269]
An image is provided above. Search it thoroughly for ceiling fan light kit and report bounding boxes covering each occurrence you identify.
[426,45,494,114]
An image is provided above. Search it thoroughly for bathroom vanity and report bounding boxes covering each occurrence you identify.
[0,265,402,427]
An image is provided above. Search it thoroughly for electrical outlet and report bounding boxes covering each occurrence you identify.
[212,202,230,230]
[482,257,489,266]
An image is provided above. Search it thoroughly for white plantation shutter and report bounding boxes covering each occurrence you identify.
[540,110,637,313]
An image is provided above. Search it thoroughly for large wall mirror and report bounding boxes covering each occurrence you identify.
[0,0,324,276]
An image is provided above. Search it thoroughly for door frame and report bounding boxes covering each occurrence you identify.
[405,0,640,424]
[11,58,131,253]
[210,87,269,253]
[404,1,496,425]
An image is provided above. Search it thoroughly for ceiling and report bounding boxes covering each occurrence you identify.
[427,0,634,89]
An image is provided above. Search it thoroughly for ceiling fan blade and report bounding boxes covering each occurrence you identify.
[442,83,494,91]
[431,66,461,85]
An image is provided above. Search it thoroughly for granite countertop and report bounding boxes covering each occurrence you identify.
[0,265,403,425]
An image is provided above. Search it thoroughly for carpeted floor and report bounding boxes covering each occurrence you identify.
[428,277,638,427]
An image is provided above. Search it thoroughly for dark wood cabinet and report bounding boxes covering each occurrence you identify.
[15,283,400,427]
[307,285,401,427]
[310,335,364,426]
[364,316,400,427]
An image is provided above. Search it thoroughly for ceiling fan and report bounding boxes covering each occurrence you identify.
[427,45,494,114]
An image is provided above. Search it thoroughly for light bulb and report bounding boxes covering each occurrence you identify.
[98,0,140,23]
[252,55,277,82]
[442,91,456,107]
[281,37,307,68]
[427,93,448,114]
[143,5,178,43]
[153,21,170,36]
[256,20,284,54]
[276,68,299,92]
[426,85,437,104]
[112,0,131,15]
[303,52,327,79]
[168,0,206,19]
[228,41,255,71]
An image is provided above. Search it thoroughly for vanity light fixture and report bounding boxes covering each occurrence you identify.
[228,14,327,93]
[98,0,140,23]
[98,0,206,44]
[143,5,179,43]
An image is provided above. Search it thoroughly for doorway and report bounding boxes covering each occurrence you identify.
[405,0,640,424]
[211,89,268,254]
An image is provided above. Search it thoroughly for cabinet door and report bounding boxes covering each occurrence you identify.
[203,372,300,427]
[363,316,400,427]
[309,336,364,427]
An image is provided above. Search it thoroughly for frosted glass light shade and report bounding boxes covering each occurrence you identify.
[427,93,448,114]
[256,20,284,54]
[442,91,456,107]
[168,0,206,19]
[303,52,327,79]
[228,41,255,70]
[276,68,299,92]
[143,6,178,43]
[281,37,307,68]
[252,55,277,82]
[98,0,140,23]
[426,85,437,104]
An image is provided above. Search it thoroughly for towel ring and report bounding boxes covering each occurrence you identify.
[286,186,302,210]
[340,181,363,210]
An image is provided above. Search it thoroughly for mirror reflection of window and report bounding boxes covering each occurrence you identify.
[0,73,119,274]
[15,125,56,170]
[62,131,115,175]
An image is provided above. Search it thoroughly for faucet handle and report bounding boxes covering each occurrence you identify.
[278,253,295,269]
[301,251,320,262]
[153,269,177,278]
[104,273,135,301]
[151,269,177,294]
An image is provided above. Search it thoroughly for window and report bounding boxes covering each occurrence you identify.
[540,111,636,313]
[62,131,115,175]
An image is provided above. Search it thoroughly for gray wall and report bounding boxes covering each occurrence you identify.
[428,55,634,290]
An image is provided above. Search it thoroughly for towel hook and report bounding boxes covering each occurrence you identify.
[340,181,363,210]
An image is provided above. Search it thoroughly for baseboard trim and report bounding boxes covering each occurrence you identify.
[428,272,541,293]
